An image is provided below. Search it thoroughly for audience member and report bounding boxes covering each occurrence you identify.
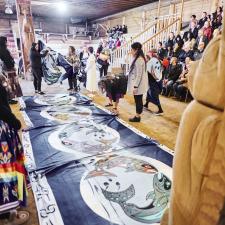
[189,21,199,39]
[178,43,194,62]
[212,6,223,30]
[166,32,176,49]
[203,21,213,41]
[175,34,184,48]
[172,57,192,101]
[162,57,182,96]
[194,29,208,49]
[198,12,208,29]
[193,42,205,60]
[157,42,167,60]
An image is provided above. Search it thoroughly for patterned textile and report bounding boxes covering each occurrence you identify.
[0,121,28,213]
[6,70,23,99]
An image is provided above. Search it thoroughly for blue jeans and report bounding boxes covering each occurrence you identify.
[58,73,68,83]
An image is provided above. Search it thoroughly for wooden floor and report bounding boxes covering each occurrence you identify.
[12,79,188,225]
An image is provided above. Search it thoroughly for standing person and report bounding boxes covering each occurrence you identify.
[97,41,110,77]
[86,46,97,96]
[79,46,89,67]
[127,42,148,122]
[0,82,30,225]
[144,50,164,115]
[30,42,48,95]
[67,46,80,92]
[0,36,22,104]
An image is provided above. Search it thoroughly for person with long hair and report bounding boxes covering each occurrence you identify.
[67,46,80,92]
[127,42,148,122]
[144,49,164,115]
[30,42,48,94]
[0,36,23,104]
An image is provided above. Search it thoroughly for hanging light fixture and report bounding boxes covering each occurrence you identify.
[5,0,13,15]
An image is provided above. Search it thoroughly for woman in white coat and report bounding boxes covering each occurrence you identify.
[86,47,97,95]
[127,42,148,122]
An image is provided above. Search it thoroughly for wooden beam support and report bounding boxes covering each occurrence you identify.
[157,0,161,18]
[178,0,184,33]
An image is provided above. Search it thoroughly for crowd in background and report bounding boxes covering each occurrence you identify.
[156,7,223,101]
[0,5,224,224]
[106,25,128,50]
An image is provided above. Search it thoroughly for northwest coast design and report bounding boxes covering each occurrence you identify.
[41,105,92,122]
[82,155,171,224]
[34,94,76,106]
[57,119,120,154]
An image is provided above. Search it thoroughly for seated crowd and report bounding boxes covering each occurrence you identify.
[106,25,128,50]
[157,7,223,101]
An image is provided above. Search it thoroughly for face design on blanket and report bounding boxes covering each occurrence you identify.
[48,118,120,156]
[80,154,172,225]
[34,94,76,106]
[40,105,92,122]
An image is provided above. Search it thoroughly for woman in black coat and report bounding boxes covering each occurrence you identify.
[0,82,21,130]
[29,42,48,94]
[0,36,22,102]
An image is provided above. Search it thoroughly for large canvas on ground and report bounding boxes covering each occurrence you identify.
[20,94,173,225]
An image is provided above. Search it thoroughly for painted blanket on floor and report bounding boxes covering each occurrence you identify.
[20,93,173,225]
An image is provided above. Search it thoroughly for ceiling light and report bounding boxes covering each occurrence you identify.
[5,6,13,15]
[56,2,67,13]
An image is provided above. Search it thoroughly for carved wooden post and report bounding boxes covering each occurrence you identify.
[15,0,35,77]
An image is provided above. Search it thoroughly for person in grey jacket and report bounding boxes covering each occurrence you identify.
[127,42,148,122]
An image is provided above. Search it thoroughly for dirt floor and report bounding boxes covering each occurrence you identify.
[11,79,188,225]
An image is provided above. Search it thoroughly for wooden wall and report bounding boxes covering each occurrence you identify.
[95,0,222,35]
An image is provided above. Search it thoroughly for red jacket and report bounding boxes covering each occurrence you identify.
[203,27,212,40]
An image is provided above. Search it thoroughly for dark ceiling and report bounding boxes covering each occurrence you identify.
[0,0,156,21]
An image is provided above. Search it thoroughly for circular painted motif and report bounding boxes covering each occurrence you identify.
[40,105,92,122]
[34,94,76,106]
[48,118,121,156]
[80,153,172,225]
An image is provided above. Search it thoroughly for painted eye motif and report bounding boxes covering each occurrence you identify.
[164,181,171,190]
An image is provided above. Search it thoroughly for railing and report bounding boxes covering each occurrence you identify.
[111,16,181,71]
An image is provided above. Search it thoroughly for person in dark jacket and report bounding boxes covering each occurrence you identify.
[178,44,194,62]
[166,32,175,49]
[212,7,223,30]
[0,36,22,103]
[157,42,167,60]
[189,21,198,39]
[197,12,208,29]
[162,57,182,96]
[193,42,205,61]
[194,29,208,50]
[30,42,48,94]
[0,82,21,130]
[175,35,184,48]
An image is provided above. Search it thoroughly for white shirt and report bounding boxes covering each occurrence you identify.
[147,57,162,81]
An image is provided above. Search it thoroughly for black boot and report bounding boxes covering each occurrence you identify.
[129,116,141,122]
[154,105,164,116]
[143,102,149,109]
